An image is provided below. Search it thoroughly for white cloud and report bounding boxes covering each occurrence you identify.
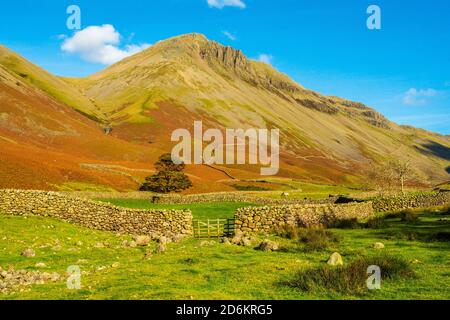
[402,88,438,106]
[61,24,151,65]
[207,0,246,9]
[222,31,237,41]
[256,54,273,65]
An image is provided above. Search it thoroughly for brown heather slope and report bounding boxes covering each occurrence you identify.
[0,34,449,192]
[0,47,233,192]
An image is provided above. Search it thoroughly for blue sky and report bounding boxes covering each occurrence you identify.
[0,0,449,134]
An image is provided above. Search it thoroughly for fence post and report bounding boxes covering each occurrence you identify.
[197,221,200,238]
[217,219,220,237]
[207,219,210,238]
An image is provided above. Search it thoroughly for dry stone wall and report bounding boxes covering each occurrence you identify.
[0,190,193,237]
[235,202,374,233]
[372,192,450,212]
[152,193,338,206]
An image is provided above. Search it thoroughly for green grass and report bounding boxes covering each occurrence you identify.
[0,207,449,300]
[244,180,364,199]
[95,199,258,220]
[54,182,117,192]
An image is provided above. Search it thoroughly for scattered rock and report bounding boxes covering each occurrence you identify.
[94,242,105,248]
[111,262,120,268]
[221,237,231,245]
[172,234,185,243]
[155,244,166,254]
[257,240,279,252]
[327,252,344,266]
[35,262,47,268]
[0,267,61,293]
[241,237,253,247]
[122,240,137,248]
[144,250,153,260]
[373,242,385,249]
[200,240,216,247]
[158,236,169,245]
[21,249,35,258]
[134,235,151,247]
[50,272,61,282]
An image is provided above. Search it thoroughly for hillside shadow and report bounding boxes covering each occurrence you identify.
[415,141,450,161]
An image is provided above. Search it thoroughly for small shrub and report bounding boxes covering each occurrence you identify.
[365,217,387,229]
[232,184,270,191]
[183,258,200,265]
[285,255,414,295]
[297,228,341,252]
[384,231,419,241]
[332,218,360,229]
[427,232,450,242]
[400,210,419,223]
[384,212,401,219]
[275,226,300,240]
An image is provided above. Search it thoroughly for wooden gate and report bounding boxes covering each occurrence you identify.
[193,219,235,238]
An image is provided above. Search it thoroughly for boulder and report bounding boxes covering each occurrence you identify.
[241,237,253,247]
[257,240,279,252]
[21,249,36,258]
[158,236,169,245]
[373,242,385,249]
[134,235,151,247]
[221,237,231,245]
[327,252,344,266]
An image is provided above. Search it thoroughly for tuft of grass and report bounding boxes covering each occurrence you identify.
[400,210,420,223]
[384,210,420,223]
[182,258,200,265]
[297,228,341,252]
[286,255,415,295]
[365,216,388,229]
[427,232,450,242]
[276,227,340,252]
[275,226,301,240]
[332,218,361,229]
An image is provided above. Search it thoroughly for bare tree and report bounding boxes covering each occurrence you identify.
[366,162,396,196]
[389,159,413,195]
[366,159,415,196]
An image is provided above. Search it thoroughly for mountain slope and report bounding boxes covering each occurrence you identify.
[0,45,106,122]
[0,45,235,192]
[68,33,449,184]
[0,35,448,191]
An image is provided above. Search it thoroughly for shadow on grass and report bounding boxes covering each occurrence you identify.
[369,209,450,243]
[415,141,450,161]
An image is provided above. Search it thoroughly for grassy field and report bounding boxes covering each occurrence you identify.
[96,199,258,220]
[0,207,449,300]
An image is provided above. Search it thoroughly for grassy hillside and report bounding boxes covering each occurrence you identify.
[0,45,105,122]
